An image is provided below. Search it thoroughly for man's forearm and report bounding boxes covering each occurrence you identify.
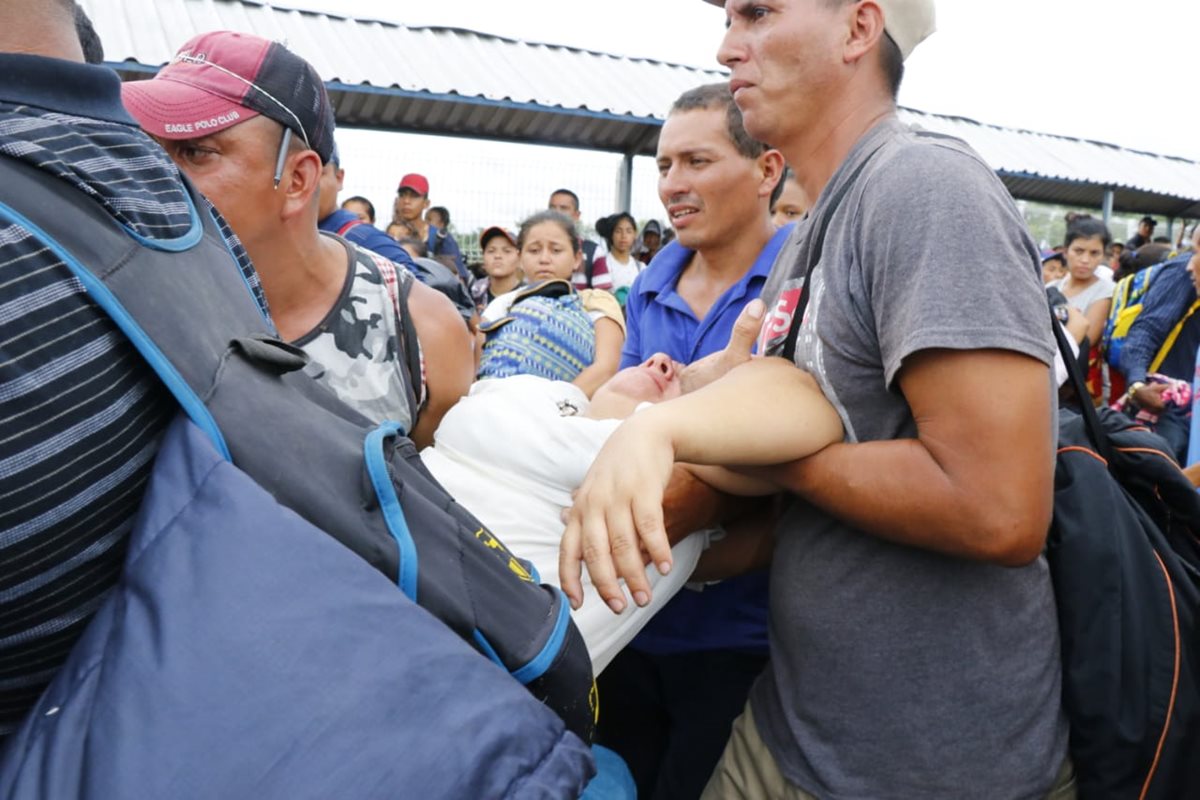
[756,436,1052,566]
[644,357,843,469]
[662,466,761,546]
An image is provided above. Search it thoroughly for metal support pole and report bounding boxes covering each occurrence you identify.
[617,152,634,213]
[1101,188,1114,226]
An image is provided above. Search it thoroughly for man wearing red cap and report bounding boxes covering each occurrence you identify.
[394,172,467,283]
[123,31,474,449]
[563,1,1073,797]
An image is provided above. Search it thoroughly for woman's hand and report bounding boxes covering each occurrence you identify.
[559,412,677,614]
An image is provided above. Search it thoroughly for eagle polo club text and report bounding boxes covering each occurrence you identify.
[164,109,243,135]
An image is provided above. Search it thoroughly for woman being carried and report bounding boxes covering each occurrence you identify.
[421,352,843,673]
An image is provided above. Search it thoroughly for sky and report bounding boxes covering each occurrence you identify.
[274,0,1200,241]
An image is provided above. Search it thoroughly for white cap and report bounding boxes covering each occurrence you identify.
[704,0,936,61]
[878,0,936,60]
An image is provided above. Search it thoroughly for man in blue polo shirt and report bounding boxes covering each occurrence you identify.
[600,81,788,800]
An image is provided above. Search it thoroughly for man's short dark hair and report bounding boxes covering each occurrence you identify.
[342,195,375,224]
[770,165,792,209]
[549,189,580,213]
[74,2,104,64]
[669,83,767,160]
[879,34,904,99]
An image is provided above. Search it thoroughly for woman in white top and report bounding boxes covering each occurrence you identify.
[592,212,643,306]
[421,354,843,672]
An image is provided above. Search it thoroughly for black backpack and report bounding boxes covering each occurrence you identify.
[0,157,596,741]
[1050,320,1200,798]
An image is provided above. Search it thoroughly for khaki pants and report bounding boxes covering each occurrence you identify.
[700,703,1077,800]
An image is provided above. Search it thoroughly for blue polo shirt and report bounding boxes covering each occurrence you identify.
[620,226,790,369]
[621,224,791,654]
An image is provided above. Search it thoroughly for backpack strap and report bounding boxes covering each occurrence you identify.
[0,156,276,460]
[1053,307,1115,464]
[1149,297,1200,375]
[781,143,884,362]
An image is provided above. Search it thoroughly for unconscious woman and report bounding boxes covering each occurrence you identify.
[477,210,625,397]
[1048,217,1114,404]
[420,353,844,673]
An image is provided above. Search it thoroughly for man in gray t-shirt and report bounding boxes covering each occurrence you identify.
[745,117,1067,798]
[562,0,1071,797]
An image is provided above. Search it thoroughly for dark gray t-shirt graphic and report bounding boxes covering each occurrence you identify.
[751,118,1067,799]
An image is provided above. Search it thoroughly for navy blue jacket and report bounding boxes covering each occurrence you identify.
[1120,255,1200,384]
[0,417,595,799]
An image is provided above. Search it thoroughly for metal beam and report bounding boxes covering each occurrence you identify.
[616,154,634,212]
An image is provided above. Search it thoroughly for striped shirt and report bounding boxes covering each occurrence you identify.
[0,53,267,739]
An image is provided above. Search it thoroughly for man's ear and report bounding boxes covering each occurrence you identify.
[758,149,785,199]
[844,0,886,65]
[279,149,323,221]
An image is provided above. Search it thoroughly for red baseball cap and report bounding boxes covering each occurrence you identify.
[121,30,336,163]
[397,173,430,196]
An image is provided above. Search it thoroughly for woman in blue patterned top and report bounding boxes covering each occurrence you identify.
[478,211,626,397]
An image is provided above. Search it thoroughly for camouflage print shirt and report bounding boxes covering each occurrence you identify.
[294,235,423,434]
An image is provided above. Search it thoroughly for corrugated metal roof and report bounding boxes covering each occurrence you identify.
[899,108,1200,217]
[87,0,724,157]
[85,0,1200,217]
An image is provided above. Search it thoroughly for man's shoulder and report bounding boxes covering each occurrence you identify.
[864,127,998,199]
[1143,256,1195,306]
[0,103,194,240]
[355,243,412,285]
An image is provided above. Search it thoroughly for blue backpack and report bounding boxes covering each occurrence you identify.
[0,415,596,798]
[1103,264,1162,368]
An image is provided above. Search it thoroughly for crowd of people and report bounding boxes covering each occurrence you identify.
[3,0,1197,797]
[1041,211,1200,462]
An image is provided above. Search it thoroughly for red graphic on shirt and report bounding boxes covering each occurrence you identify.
[759,287,802,353]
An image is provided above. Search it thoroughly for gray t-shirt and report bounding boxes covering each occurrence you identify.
[751,118,1067,799]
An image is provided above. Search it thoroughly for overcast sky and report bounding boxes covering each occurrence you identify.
[275,0,1199,237]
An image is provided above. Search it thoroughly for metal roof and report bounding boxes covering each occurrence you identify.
[85,0,1200,217]
[88,0,725,157]
[899,108,1200,218]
